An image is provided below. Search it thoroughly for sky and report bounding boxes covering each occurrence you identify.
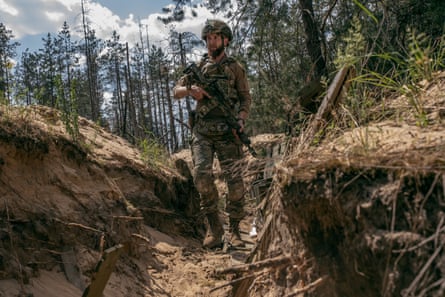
[0,0,225,56]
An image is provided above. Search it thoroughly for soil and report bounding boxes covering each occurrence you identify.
[1,72,445,297]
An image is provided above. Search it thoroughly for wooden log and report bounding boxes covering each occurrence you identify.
[311,65,355,132]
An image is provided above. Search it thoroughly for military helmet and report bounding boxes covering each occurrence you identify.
[201,19,233,42]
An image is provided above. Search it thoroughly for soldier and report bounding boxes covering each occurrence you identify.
[173,19,252,249]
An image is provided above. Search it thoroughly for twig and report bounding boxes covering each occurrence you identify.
[417,278,445,297]
[420,173,440,211]
[402,242,444,297]
[335,170,365,200]
[214,255,291,275]
[111,215,144,221]
[54,219,102,233]
[66,222,102,233]
[4,197,24,290]
[131,233,151,244]
[442,174,445,206]
[382,177,402,297]
[434,214,445,247]
[40,248,65,255]
[285,276,328,297]
[393,225,445,253]
[209,271,266,293]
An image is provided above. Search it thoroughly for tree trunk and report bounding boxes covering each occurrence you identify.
[81,0,99,122]
[164,70,177,152]
[299,0,327,80]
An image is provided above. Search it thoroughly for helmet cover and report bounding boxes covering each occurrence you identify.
[201,19,233,42]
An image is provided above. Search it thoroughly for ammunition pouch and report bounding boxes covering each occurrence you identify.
[196,97,219,118]
[195,119,230,137]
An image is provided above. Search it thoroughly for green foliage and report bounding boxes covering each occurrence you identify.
[55,75,80,141]
[246,1,310,135]
[333,15,372,128]
[405,29,444,81]
[334,15,366,70]
[0,91,7,105]
[69,79,80,139]
[138,133,170,168]
[352,0,378,25]
[356,28,445,127]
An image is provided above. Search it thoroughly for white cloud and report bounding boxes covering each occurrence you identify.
[5,0,228,55]
[85,2,122,39]
[0,0,19,16]
[55,0,78,11]
[45,11,65,22]
[2,0,78,38]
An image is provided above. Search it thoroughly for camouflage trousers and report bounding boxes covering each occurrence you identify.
[190,121,245,221]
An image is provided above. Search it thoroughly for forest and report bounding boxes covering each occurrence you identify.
[0,0,444,155]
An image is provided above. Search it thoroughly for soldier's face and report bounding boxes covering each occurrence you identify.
[206,33,227,58]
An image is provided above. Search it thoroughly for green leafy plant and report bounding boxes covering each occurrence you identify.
[333,14,374,129]
[138,133,170,168]
[355,28,445,127]
[55,75,80,141]
[334,15,367,70]
[406,29,444,81]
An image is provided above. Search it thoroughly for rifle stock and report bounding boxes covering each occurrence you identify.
[184,63,257,157]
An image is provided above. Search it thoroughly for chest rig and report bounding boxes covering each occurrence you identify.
[195,55,238,120]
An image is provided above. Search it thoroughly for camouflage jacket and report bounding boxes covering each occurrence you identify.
[175,54,252,120]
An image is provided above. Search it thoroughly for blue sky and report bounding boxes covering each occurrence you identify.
[0,0,225,56]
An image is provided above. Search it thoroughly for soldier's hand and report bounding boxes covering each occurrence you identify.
[237,118,245,132]
[189,85,210,101]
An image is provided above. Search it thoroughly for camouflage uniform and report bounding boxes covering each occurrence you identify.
[192,55,251,216]
[174,20,252,248]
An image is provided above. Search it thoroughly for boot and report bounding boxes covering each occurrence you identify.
[203,212,224,249]
[229,219,245,248]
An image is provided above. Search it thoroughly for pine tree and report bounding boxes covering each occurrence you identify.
[0,23,20,104]
[37,33,58,107]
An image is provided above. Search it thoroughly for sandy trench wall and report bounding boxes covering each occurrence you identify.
[0,110,199,290]
[238,159,445,297]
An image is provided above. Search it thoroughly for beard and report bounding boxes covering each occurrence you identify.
[210,44,225,59]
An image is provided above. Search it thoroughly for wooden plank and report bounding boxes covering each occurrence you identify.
[314,65,354,126]
[82,244,126,297]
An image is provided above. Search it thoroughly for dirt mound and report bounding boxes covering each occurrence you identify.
[232,73,445,296]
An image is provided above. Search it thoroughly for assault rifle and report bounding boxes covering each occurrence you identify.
[183,62,257,157]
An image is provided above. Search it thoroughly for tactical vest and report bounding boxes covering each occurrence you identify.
[195,55,238,120]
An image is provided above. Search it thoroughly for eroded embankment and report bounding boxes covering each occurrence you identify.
[235,141,445,297]
[283,155,445,297]
[0,105,200,296]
